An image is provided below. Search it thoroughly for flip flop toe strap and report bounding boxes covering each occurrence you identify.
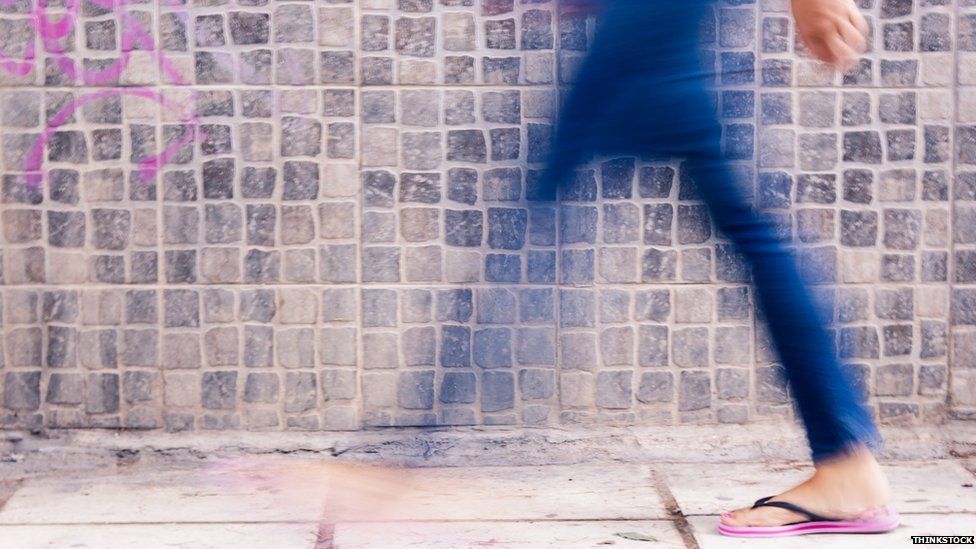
[751,496,832,523]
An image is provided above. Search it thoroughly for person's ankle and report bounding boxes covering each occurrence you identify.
[813,443,877,470]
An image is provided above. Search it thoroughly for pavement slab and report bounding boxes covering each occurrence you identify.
[661,461,976,515]
[1,457,973,548]
[332,520,685,549]
[326,464,668,522]
[688,514,975,548]
[0,522,319,549]
[0,468,327,524]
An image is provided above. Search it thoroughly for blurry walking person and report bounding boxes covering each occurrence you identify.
[539,0,899,537]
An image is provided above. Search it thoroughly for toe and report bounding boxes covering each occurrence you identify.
[720,504,811,528]
[719,509,747,526]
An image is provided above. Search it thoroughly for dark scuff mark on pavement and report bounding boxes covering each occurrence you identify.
[651,469,700,549]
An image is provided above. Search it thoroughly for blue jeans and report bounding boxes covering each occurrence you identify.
[541,0,881,462]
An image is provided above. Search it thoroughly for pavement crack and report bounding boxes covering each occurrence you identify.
[650,469,700,549]
[0,478,24,513]
[313,519,335,549]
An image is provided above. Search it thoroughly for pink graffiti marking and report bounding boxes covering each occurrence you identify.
[37,0,151,86]
[27,87,202,185]
[2,0,305,184]
[3,0,216,183]
[0,14,37,76]
[35,0,79,41]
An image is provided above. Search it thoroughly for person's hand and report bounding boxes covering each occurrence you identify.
[792,0,869,71]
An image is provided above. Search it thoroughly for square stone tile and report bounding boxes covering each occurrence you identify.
[333,520,684,549]
[661,461,976,516]
[688,514,975,548]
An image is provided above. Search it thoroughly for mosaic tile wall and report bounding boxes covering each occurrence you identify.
[0,0,973,431]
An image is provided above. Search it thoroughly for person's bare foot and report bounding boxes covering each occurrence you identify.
[720,446,892,527]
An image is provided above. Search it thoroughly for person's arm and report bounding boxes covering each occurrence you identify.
[792,0,869,71]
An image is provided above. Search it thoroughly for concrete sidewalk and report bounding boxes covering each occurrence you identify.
[1,426,974,548]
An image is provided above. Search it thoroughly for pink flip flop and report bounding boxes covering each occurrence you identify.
[718,496,901,538]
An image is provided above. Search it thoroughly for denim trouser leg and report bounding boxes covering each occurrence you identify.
[683,136,883,463]
[544,0,883,463]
